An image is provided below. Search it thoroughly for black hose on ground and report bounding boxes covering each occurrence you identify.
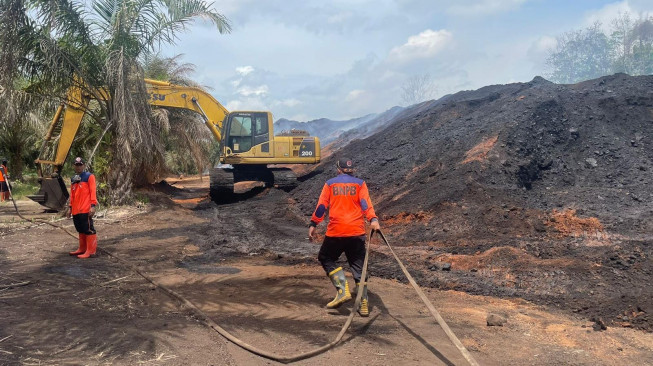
[1,171,77,238]
[97,231,374,363]
[374,230,480,366]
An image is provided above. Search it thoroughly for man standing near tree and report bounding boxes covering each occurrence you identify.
[67,157,98,258]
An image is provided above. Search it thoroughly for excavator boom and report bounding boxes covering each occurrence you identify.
[35,79,228,168]
[143,79,228,142]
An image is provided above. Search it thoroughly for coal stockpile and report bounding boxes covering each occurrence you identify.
[292,74,653,331]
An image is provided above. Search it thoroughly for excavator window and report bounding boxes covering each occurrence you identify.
[229,115,253,152]
[253,114,269,148]
[226,113,270,153]
[255,115,268,135]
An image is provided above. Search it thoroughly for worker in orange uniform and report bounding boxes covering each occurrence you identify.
[0,159,9,202]
[67,157,98,258]
[308,158,381,317]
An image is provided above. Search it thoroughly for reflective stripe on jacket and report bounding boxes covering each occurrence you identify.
[70,172,97,215]
[311,173,377,237]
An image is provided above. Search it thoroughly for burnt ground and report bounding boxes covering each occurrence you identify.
[292,74,653,332]
[1,179,652,365]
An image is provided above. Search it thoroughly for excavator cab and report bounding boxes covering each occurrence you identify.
[223,112,271,156]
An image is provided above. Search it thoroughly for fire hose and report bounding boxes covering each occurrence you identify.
[3,174,479,364]
[1,168,77,238]
[109,230,479,364]
[374,230,480,366]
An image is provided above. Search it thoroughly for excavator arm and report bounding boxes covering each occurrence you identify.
[35,86,94,168]
[36,79,228,168]
[143,78,228,142]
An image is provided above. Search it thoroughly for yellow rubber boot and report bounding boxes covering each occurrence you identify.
[357,283,369,317]
[326,267,352,308]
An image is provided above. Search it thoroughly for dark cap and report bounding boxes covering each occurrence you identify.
[73,157,85,165]
[336,158,355,172]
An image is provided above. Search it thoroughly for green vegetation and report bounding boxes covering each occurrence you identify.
[7,179,39,200]
[1,169,39,200]
[547,13,653,83]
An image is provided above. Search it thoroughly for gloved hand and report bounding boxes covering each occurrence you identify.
[89,206,96,218]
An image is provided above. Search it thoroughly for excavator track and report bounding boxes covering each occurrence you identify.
[209,166,298,204]
[209,167,235,203]
[270,168,298,191]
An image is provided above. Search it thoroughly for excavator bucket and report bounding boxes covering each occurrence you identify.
[27,176,69,211]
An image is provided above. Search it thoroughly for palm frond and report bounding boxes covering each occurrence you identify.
[140,0,230,53]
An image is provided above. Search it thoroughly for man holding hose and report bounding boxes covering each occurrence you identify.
[308,157,380,316]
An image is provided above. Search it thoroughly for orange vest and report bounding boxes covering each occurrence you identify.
[311,173,377,237]
[0,165,7,182]
[70,172,98,215]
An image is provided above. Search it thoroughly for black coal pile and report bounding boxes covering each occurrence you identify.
[292,73,653,331]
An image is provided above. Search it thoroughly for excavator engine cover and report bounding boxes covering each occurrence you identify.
[28,176,69,211]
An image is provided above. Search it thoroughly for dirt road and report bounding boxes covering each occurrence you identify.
[1,177,651,365]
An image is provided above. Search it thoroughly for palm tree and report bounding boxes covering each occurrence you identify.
[0,88,46,180]
[142,53,214,182]
[1,0,230,204]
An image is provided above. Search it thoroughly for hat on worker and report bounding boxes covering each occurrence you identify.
[73,157,85,165]
[336,158,355,173]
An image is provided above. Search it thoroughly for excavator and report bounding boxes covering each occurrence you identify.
[28,79,321,210]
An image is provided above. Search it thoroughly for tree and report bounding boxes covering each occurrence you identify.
[546,15,653,83]
[401,74,437,106]
[143,53,214,179]
[0,0,50,180]
[625,15,653,75]
[1,0,231,204]
[0,90,42,180]
[610,13,636,74]
[546,22,612,84]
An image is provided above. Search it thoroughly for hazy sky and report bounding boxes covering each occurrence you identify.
[167,0,653,121]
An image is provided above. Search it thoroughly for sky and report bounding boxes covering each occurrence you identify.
[166,0,653,121]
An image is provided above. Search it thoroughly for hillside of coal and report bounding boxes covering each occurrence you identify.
[292,74,653,331]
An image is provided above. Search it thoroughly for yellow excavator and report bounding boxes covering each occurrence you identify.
[29,79,321,210]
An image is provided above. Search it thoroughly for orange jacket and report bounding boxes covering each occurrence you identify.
[70,172,98,215]
[310,173,377,237]
[0,164,7,182]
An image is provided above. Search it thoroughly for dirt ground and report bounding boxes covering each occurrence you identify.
[1,177,652,365]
